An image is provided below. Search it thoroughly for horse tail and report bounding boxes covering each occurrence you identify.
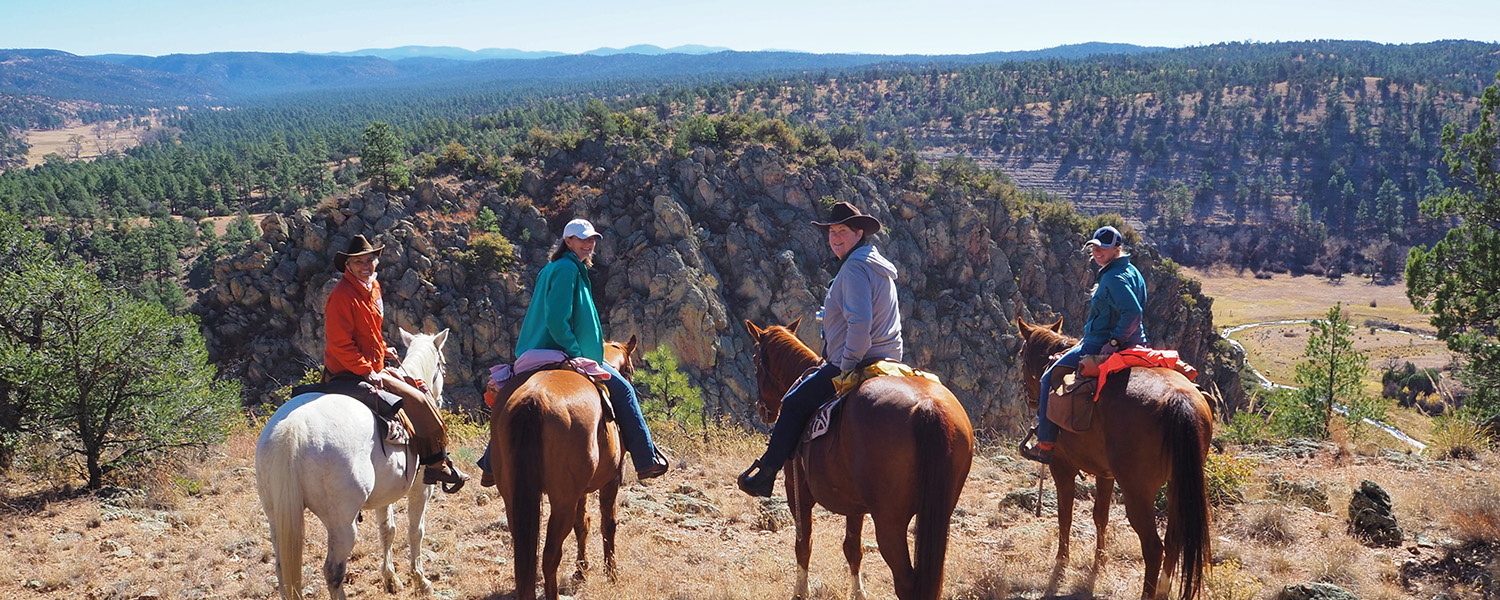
[255,419,307,600]
[1164,390,1212,600]
[913,401,964,600]
[509,397,545,599]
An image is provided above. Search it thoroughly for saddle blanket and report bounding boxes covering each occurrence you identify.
[806,360,942,442]
[384,417,411,446]
[485,349,612,407]
[1057,346,1199,404]
[830,360,942,396]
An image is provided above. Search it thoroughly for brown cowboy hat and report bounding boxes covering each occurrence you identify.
[334,234,385,272]
[811,201,882,236]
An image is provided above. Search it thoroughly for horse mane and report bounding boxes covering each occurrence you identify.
[763,326,820,374]
[401,332,445,406]
[1026,325,1078,362]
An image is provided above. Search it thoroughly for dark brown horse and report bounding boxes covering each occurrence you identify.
[1016,318,1212,600]
[489,337,638,600]
[745,319,974,600]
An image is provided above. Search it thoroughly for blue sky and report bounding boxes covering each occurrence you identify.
[4,0,1498,56]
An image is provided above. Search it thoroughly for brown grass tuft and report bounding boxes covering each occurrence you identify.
[1245,503,1297,545]
[1450,480,1500,543]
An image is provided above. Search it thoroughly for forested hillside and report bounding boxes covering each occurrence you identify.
[3,40,1499,419]
[5,40,1496,276]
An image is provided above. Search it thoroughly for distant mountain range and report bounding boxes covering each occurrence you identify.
[2,42,1166,105]
[307,44,734,61]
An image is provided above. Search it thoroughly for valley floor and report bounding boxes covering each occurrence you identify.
[2,421,1495,599]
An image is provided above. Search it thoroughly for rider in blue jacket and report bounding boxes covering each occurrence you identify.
[1022,225,1148,464]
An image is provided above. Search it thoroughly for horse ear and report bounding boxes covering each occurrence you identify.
[744,319,762,337]
[626,334,638,356]
[399,327,415,348]
[1016,317,1032,334]
[787,317,801,333]
[433,328,449,350]
[1049,317,1064,333]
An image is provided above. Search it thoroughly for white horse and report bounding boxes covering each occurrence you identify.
[256,327,450,600]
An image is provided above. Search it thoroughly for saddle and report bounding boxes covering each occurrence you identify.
[485,361,615,422]
[804,360,942,443]
[1046,347,1202,434]
[292,372,415,447]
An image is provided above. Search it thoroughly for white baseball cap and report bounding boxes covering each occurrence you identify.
[1084,225,1123,249]
[562,218,602,240]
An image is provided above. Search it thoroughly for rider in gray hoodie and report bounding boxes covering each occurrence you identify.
[738,202,902,497]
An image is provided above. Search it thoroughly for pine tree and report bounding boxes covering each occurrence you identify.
[1407,71,1500,415]
[634,344,705,430]
[1293,303,1372,439]
[359,121,409,192]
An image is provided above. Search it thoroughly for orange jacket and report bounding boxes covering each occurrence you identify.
[324,273,386,377]
[1092,346,1198,401]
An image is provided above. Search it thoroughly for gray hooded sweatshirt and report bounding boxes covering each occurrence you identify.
[820,243,903,371]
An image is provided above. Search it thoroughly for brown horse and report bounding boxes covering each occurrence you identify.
[489,337,638,600]
[1016,317,1212,600]
[745,319,974,600]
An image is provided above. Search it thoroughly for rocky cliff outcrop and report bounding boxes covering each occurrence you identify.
[198,139,1242,431]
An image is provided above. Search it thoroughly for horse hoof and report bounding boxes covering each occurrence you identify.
[416,578,433,595]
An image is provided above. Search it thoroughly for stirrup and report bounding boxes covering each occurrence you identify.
[424,459,469,493]
[736,460,776,497]
[1019,440,1053,465]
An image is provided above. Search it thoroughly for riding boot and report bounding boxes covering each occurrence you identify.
[422,451,469,492]
[736,460,778,497]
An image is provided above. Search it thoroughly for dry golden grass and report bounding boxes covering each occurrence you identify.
[1184,266,1432,330]
[1,418,1494,599]
[20,119,155,168]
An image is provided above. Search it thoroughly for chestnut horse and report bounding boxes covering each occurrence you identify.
[1016,318,1212,600]
[489,337,638,600]
[745,319,974,600]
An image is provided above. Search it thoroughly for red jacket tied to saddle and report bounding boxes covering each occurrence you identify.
[1091,347,1198,401]
[324,273,386,377]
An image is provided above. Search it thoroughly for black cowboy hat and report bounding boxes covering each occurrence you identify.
[334,234,385,272]
[811,201,882,236]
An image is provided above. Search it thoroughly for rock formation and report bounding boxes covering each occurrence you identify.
[197,139,1242,431]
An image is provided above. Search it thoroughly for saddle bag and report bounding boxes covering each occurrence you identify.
[1047,367,1096,433]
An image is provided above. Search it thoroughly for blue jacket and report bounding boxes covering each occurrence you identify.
[1082,255,1148,349]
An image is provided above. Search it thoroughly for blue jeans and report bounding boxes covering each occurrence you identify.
[477,361,660,475]
[598,361,660,472]
[758,363,841,473]
[1037,342,1101,444]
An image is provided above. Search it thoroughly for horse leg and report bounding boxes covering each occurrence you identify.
[843,515,867,600]
[572,497,591,582]
[1046,462,1080,597]
[323,515,359,600]
[543,496,581,600]
[406,480,434,594]
[376,504,401,592]
[787,466,815,600]
[1121,489,1165,600]
[1092,476,1115,570]
[871,512,916,600]
[600,475,621,582]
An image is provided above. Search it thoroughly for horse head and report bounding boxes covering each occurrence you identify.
[603,335,639,382]
[1015,317,1072,407]
[743,317,814,425]
[399,327,450,405]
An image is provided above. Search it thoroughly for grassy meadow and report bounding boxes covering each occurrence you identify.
[2,417,1497,599]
